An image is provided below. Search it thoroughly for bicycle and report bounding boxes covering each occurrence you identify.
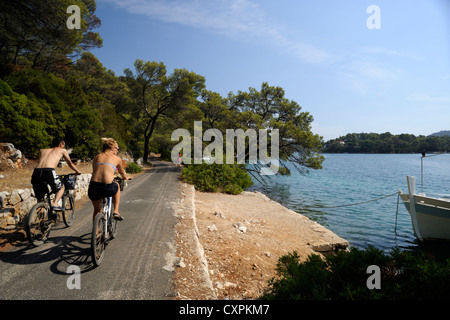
[90,177,126,267]
[25,173,78,247]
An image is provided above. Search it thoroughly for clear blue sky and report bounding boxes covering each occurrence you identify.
[92,0,450,141]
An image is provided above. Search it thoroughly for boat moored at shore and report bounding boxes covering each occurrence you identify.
[400,176,450,241]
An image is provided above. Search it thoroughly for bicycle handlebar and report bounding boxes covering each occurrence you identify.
[113,176,131,181]
[114,176,131,191]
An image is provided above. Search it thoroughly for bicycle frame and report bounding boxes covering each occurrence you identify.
[45,173,76,212]
[39,188,60,221]
[44,181,74,219]
[103,196,113,238]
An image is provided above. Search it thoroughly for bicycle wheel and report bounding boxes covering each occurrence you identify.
[25,202,53,246]
[62,194,75,227]
[91,212,106,266]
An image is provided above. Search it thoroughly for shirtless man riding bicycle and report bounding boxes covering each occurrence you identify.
[31,138,81,211]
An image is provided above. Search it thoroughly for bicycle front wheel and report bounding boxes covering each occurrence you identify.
[62,194,75,227]
[91,212,107,267]
[26,202,52,246]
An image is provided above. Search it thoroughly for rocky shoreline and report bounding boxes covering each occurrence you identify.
[173,182,349,300]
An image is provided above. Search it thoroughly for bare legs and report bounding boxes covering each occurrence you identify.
[92,199,103,221]
[113,182,120,214]
[53,185,65,207]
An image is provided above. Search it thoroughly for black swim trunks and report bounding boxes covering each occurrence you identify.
[88,181,119,201]
[31,168,63,200]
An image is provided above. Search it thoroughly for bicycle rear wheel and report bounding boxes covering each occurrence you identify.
[91,212,107,267]
[26,202,53,246]
[62,194,75,227]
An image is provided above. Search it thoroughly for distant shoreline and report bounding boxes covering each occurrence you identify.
[323,131,450,154]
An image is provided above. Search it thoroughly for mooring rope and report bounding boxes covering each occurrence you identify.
[306,191,401,209]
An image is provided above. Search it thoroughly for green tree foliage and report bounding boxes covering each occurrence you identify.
[1,67,106,159]
[0,0,102,74]
[123,59,205,162]
[177,83,324,192]
[0,0,114,159]
[71,52,132,152]
[200,90,234,132]
[226,82,324,176]
[261,246,450,300]
[324,132,450,154]
[0,79,54,157]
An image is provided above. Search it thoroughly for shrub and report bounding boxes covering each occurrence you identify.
[181,162,253,194]
[260,246,450,300]
[125,161,142,174]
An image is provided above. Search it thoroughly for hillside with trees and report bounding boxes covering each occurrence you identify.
[429,130,450,137]
[0,0,325,189]
[323,132,450,154]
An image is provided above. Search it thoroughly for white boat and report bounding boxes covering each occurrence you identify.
[399,176,450,241]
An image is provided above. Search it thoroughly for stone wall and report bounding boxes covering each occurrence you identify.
[0,173,92,230]
[0,142,26,169]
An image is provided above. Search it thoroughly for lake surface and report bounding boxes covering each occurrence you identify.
[250,153,450,256]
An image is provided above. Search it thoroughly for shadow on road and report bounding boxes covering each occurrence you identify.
[0,231,96,274]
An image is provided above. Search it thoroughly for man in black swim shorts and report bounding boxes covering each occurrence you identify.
[31,168,63,201]
[31,138,81,210]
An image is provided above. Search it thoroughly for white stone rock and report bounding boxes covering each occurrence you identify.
[233,222,247,233]
[208,225,218,232]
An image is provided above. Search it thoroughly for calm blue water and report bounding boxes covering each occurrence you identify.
[250,153,450,255]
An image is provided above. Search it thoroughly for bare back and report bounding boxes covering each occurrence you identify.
[36,148,68,169]
[91,152,126,184]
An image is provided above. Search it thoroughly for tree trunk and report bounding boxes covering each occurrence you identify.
[143,114,159,163]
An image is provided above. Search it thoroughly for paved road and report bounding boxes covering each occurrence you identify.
[0,161,180,300]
